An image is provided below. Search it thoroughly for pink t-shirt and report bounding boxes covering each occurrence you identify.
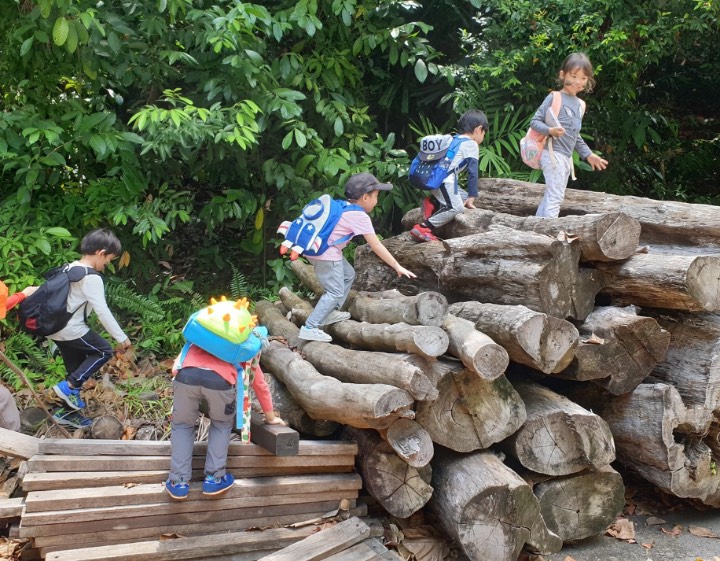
[309,209,375,261]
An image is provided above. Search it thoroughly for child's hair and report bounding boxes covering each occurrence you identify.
[458,109,489,135]
[559,52,596,93]
[80,228,122,256]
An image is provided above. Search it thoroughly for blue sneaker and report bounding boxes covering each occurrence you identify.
[53,408,92,429]
[202,473,235,496]
[53,380,85,410]
[165,479,189,500]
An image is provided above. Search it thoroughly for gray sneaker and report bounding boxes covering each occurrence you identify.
[320,310,351,326]
[298,326,332,342]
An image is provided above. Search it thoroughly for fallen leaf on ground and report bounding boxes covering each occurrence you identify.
[660,525,683,537]
[646,516,666,525]
[689,526,720,539]
[641,543,654,549]
[606,518,636,541]
[563,557,576,561]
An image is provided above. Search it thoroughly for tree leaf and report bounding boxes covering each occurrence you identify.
[414,59,428,83]
[52,17,69,47]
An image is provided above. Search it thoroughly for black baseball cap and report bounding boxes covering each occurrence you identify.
[344,172,393,200]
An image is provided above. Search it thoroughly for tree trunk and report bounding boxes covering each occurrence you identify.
[258,300,438,402]
[278,287,449,360]
[502,381,616,476]
[642,310,720,411]
[415,366,526,453]
[258,340,414,431]
[448,302,578,374]
[381,418,434,468]
[353,226,595,320]
[441,314,508,380]
[401,207,641,262]
[596,253,720,312]
[471,177,720,248]
[531,465,625,542]
[348,291,449,327]
[430,449,562,561]
[343,427,433,519]
[559,305,670,395]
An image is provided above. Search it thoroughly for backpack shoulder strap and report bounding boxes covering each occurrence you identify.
[578,98,586,118]
[327,201,365,248]
[174,342,193,371]
[550,91,563,121]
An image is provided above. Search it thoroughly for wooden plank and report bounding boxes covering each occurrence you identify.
[257,517,371,561]
[45,525,320,561]
[249,412,299,457]
[32,506,368,550]
[368,551,404,561]
[0,497,24,519]
[22,491,356,525]
[23,473,362,513]
[0,426,39,459]
[22,465,354,492]
[38,439,357,457]
[27,454,356,472]
[323,539,387,561]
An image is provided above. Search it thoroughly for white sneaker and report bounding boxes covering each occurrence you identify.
[298,326,332,342]
[320,310,351,326]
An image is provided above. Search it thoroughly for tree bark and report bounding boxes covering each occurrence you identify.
[343,427,433,519]
[502,381,616,476]
[415,366,526,453]
[596,253,720,312]
[353,226,596,320]
[558,305,670,395]
[258,300,437,402]
[381,417,434,468]
[471,177,720,248]
[401,207,641,262]
[348,291,449,327]
[449,302,579,374]
[441,314,508,380]
[531,465,625,542]
[278,287,449,360]
[430,450,562,561]
[642,310,720,411]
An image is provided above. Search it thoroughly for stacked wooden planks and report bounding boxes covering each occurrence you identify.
[19,438,365,559]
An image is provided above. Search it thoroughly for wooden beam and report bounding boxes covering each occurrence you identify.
[249,412,299,456]
[0,426,39,459]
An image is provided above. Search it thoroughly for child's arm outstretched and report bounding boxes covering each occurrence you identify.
[250,360,287,426]
[363,233,417,278]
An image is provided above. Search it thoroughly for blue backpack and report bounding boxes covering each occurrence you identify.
[408,134,470,190]
[277,194,364,260]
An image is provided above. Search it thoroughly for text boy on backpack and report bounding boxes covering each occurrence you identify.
[298,172,417,342]
[410,109,488,243]
[50,228,131,410]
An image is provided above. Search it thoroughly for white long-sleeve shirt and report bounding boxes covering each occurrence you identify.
[49,261,128,343]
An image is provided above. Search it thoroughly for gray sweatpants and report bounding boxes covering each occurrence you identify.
[428,183,465,228]
[0,386,20,432]
[536,151,572,218]
[305,258,354,329]
[168,374,235,483]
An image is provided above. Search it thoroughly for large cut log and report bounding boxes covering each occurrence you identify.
[258,300,437,402]
[502,381,615,476]
[441,314,508,380]
[531,465,625,542]
[354,225,596,320]
[568,383,720,506]
[401,207,641,262]
[471,177,720,247]
[430,450,562,561]
[415,365,526,452]
[642,310,720,411]
[559,305,670,395]
[348,291,449,326]
[343,427,433,518]
[278,287,449,360]
[381,417,434,468]
[449,302,578,374]
[596,253,720,312]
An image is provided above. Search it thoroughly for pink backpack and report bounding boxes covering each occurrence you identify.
[520,91,563,170]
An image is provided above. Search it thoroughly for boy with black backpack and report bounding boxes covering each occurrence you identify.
[409,109,488,242]
[44,229,131,410]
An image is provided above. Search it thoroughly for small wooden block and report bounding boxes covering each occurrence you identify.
[249,412,299,456]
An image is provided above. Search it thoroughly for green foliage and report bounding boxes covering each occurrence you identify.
[0,332,65,391]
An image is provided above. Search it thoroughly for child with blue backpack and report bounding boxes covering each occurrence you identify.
[409,109,488,243]
[298,172,416,342]
[529,53,608,218]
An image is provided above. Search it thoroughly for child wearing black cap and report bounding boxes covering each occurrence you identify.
[298,172,416,342]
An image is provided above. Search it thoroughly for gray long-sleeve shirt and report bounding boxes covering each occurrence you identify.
[530,92,592,160]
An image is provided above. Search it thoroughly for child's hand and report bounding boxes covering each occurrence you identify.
[549,126,565,138]
[21,286,38,297]
[394,265,417,279]
[464,197,476,209]
[587,154,608,171]
[264,411,287,426]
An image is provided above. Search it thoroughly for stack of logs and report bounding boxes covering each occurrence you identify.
[257,178,720,561]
